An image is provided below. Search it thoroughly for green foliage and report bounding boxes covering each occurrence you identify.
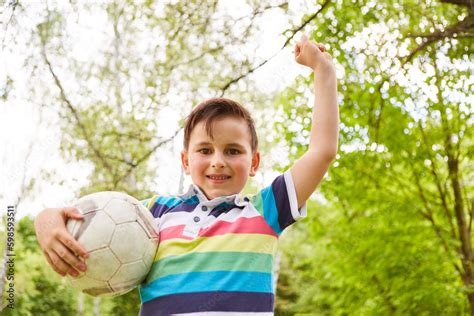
[26,273,78,316]
[108,289,141,315]
[2,0,472,314]
[276,201,467,315]
[1,217,79,315]
[273,0,473,314]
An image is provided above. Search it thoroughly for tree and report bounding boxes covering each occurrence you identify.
[275,0,473,313]
[2,0,307,313]
[1,217,81,315]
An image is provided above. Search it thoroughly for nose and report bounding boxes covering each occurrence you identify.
[211,151,226,169]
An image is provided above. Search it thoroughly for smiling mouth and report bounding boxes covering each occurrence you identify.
[206,175,231,180]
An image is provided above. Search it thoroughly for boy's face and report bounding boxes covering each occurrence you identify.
[181,116,260,200]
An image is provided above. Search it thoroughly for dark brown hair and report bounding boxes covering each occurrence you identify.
[183,97,258,153]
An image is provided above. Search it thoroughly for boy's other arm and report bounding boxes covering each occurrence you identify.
[290,34,339,209]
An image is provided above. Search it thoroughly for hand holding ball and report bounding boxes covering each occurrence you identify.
[66,191,159,297]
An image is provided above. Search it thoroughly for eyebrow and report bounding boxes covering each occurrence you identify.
[194,142,245,148]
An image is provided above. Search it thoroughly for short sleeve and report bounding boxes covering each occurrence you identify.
[140,194,187,219]
[140,195,160,212]
[249,170,307,236]
[140,198,151,209]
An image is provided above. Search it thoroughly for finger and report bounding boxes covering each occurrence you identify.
[51,243,82,277]
[57,229,89,259]
[56,237,88,272]
[62,207,84,220]
[47,249,76,277]
[44,250,66,277]
[294,43,301,57]
[323,52,332,59]
[308,41,323,53]
[301,33,308,42]
[68,212,85,220]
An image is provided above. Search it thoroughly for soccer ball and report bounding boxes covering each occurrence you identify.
[66,191,159,297]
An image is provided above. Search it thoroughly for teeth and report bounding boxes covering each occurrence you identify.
[209,176,229,180]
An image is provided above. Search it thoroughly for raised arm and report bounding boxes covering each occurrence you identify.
[289,34,339,208]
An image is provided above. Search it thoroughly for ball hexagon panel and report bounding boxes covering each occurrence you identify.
[109,260,148,291]
[103,198,137,224]
[86,248,121,281]
[69,274,113,297]
[78,191,122,210]
[76,210,116,251]
[110,222,149,263]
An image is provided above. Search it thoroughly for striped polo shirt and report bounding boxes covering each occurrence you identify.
[139,170,307,315]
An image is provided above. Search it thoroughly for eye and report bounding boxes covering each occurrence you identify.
[227,148,241,155]
[198,148,211,154]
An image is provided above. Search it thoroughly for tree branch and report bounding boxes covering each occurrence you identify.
[417,120,458,241]
[218,0,331,95]
[40,43,114,173]
[411,163,464,276]
[439,0,474,9]
[404,13,474,63]
[1,0,19,49]
[416,205,464,276]
[112,127,182,189]
[432,49,473,274]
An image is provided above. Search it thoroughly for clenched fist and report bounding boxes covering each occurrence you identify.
[295,34,333,72]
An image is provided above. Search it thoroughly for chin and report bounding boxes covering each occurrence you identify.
[207,188,236,199]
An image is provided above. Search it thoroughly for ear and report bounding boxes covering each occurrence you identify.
[181,150,191,175]
[249,151,260,177]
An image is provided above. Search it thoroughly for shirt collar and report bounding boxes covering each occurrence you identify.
[178,183,248,208]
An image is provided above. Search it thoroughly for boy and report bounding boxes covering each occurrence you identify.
[34,34,339,315]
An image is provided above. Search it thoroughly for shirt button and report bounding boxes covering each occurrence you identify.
[201,206,208,211]
[193,216,200,223]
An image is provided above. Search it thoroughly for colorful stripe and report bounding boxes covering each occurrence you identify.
[139,292,274,314]
[271,175,295,231]
[170,313,274,316]
[147,251,272,281]
[159,216,278,242]
[159,224,189,241]
[168,311,275,316]
[156,196,183,208]
[150,195,199,218]
[140,271,272,302]
[252,186,282,235]
[155,234,278,261]
[200,216,278,238]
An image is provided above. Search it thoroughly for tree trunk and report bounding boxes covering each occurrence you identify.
[468,292,474,315]
[77,292,84,316]
[446,138,473,313]
[93,296,101,316]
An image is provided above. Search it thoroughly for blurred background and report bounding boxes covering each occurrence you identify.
[0,0,472,314]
